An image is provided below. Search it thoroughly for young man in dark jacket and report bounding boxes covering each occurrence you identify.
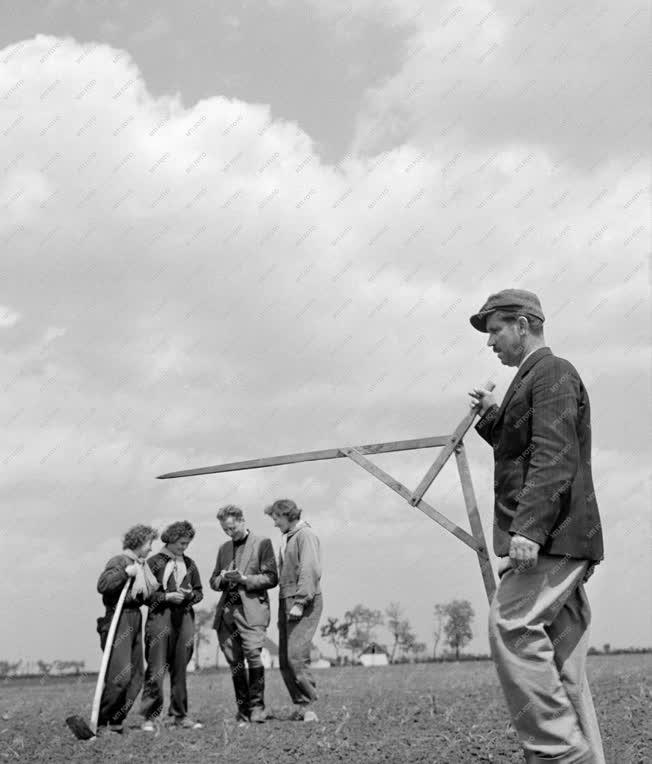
[210,504,278,723]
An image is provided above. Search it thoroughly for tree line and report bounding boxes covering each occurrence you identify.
[190,599,477,668]
[0,660,86,678]
[4,622,649,678]
[320,599,476,663]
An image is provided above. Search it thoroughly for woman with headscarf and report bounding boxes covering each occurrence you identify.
[140,520,204,731]
[96,523,159,734]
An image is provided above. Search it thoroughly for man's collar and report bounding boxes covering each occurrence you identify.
[518,344,545,369]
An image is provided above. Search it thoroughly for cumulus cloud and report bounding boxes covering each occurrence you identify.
[331,0,649,167]
[0,30,648,663]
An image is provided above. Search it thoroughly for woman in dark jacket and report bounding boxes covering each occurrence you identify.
[96,524,159,733]
[140,520,204,731]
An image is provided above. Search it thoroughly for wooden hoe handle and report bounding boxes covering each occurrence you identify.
[89,580,131,733]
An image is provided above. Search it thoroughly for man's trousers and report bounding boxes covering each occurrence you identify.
[489,554,605,764]
[278,595,322,707]
[217,602,266,668]
[140,608,194,720]
[217,601,266,712]
[97,608,144,726]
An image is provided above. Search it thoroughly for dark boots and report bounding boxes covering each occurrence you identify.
[232,664,266,723]
[248,666,266,723]
[232,669,250,722]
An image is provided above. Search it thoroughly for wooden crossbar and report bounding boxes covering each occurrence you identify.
[454,444,496,600]
[157,435,449,479]
[341,447,481,552]
[410,381,496,506]
[156,389,497,602]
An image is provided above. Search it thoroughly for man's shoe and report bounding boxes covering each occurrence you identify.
[303,710,319,723]
[141,720,155,732]
[289,707,305,721]
[249,707,266,724]
[107,723,124,734]
[235,710,250,723]
[174,717,204,729]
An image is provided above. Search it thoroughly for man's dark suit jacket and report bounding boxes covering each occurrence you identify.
[475,347,604,561]
[209,533,278,630]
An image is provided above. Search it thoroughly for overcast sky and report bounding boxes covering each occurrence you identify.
[0,0,649,669]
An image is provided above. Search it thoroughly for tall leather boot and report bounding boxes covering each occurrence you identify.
[232,668,250,721]
[248,666,266,723]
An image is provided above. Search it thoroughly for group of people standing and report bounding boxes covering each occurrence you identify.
[95,498,322,734]
[96,286,606,762]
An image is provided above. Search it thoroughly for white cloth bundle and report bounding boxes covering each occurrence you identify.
[123,548,159,598]
[160,547,188,590]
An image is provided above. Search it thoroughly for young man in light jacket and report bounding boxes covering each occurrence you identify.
[265,498,322,722]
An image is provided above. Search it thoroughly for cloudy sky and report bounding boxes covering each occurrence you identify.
[0,0,649,669]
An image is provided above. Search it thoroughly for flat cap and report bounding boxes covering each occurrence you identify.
[469,288,544,332]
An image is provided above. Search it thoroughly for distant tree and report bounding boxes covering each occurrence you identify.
[404,620,417,647]
[37,660,53,676]
[386,602,404,663]
[385,603,425,662]
[320,617,350,664]
[397,620,420,661]
[408,641,428,662]
[433,604,446,659]
[344,604,384,660]
[54,660,85,675]
[0,660,21,678]
[603,643,611,654]
[192,608,214,670]
[442,599,475,660]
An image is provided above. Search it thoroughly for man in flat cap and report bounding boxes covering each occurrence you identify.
[468,289,605,764]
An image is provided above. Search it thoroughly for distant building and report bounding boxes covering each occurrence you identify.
[216,635,280,669]
[359,642,389,667]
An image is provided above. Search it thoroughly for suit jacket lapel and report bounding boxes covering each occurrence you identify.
[492,347,551,429]
[238,533,255,574]
[225,541,235,570]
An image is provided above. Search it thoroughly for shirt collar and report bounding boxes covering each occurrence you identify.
[518,347,537,369]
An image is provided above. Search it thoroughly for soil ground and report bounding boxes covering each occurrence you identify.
[1,654,650,763]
